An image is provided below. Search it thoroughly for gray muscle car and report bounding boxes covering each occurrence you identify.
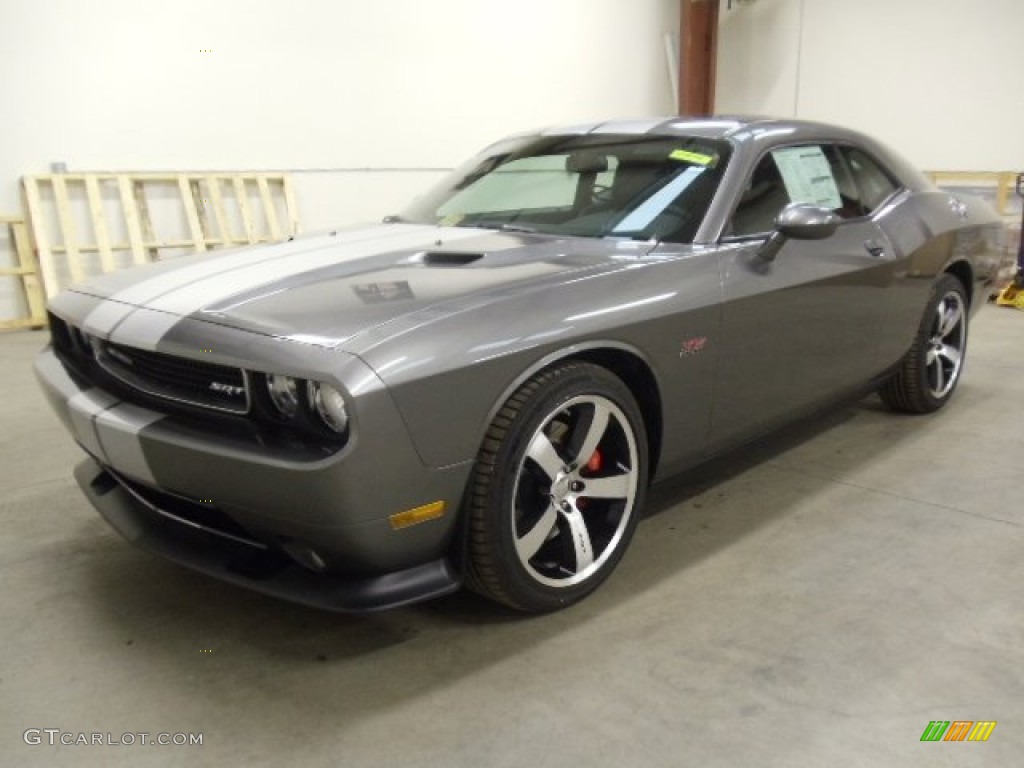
[35,117,1005,613]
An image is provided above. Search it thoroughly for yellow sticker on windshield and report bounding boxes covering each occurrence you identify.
[669,149,715,166]
[439,213,465,227]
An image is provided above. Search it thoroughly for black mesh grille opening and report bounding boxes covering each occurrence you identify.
[98,342,250,414]
[48,312,73,355]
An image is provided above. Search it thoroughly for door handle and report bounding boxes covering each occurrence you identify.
[864,240,886,258]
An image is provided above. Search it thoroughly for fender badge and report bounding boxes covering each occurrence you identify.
[209,382,245,397]
[679,337,708,357]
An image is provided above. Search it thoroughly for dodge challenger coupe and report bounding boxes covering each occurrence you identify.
[35,117,1005,613]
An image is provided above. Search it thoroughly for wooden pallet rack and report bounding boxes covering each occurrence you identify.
[0,215,47,330]
[20,171,299,301]
[926,171,1018,217]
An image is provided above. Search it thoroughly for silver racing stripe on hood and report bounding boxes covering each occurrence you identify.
[82,224,439,336]
[104,224,426,308]
[82,224,483,349]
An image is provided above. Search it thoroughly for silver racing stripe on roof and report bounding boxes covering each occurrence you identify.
[589,119,672,134]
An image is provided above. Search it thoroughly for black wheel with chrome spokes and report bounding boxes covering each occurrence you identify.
[465,362,647,612]
[880,273,970,413]
[925,289,967,399]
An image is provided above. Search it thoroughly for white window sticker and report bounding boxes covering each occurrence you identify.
[771,146,842,210]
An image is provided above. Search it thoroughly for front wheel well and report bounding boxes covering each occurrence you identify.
[569,349,663,482]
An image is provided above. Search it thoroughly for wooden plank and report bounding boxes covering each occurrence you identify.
[9,218,47,325]
[48,238,240,253]
[178,176,207,252]
[281,175,300,236]
[117,175,148,265]
[0,317,39,330]
[84,176,116,273]
[132,180,160,261]
[22,177,62,299]
[14,172,297,304]
[996,172,1013,216]
[256,175,282,241]
[232,176,256,244]
[52,176,85,286]
[190,177,214,250]
[206,175,235,247]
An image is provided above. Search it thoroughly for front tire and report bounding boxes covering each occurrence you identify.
[880,273,969,413]
[465,362,648,612]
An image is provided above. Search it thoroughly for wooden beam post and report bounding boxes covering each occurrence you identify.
[679,0,720,116]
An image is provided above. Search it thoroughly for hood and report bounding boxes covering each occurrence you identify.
[71,223,659,349]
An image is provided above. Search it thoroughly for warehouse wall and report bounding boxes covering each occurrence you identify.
[0,0,681,320]
[715,0,1023,171]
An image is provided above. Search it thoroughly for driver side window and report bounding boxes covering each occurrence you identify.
[728,152,792,236]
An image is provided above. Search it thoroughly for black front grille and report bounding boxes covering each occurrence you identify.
[97,341,250,414]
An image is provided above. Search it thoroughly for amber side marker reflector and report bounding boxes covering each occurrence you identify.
[389,500,446,530]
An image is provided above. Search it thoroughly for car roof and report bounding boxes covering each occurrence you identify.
[534,115,931,194]
[539,115,852,140]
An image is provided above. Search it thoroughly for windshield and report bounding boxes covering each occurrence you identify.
[399,133,731,243]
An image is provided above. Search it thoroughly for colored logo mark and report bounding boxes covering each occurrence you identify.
[920,721,996,742]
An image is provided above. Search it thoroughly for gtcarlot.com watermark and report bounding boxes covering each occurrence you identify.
[24,729,202,747]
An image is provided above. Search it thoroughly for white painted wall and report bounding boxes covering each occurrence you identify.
[0,0,681,320]
[716,0,1024,171]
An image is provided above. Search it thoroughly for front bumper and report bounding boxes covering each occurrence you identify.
[35,344,474,611]
[74,458,459,611]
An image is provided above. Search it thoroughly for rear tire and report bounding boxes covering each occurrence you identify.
[465,362,648,612]
[879,273,969,413]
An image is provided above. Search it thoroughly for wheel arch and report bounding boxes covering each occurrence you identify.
[943,259,974,307]
[450,342,665,583]
[479,341,665,483]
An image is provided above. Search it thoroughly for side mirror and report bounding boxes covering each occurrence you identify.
[759,203,840,262]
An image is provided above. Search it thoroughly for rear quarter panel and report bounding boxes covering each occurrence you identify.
[875,189,1004,368]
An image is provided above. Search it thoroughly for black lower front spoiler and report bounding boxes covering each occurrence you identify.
[73,457,461,613]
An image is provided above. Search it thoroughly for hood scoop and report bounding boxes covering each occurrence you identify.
[418,251,485,267]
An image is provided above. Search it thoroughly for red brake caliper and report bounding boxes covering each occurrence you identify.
[578,450,602,510]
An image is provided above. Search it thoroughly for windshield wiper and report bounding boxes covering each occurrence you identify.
[465,220,539,234]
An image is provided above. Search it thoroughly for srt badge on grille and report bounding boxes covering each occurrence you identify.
[209,382,245,397]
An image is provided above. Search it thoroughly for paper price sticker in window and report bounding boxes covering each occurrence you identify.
[772,146,842,210]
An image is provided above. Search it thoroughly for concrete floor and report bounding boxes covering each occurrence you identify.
[1,305,1022,767]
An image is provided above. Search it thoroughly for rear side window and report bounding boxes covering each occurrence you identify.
[841,147,899,211]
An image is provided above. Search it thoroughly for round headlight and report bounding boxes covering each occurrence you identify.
[266,374,299,418]
[308,381,349,433]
